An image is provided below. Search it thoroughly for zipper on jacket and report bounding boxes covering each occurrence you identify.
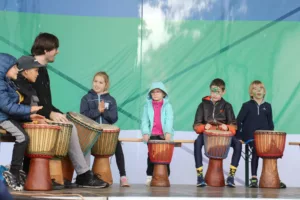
[98,94,102,124]
[212,102,216,121]
[257,104,260,115]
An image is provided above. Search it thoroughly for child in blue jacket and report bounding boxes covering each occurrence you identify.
[141,82,174,186]
[0,53,43,191]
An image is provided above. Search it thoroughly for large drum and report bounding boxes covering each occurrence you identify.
[91,124,120,185]
[254,130,286,188]
[47,121,73,186]
[23,123,60,191]
[62,112,103,181]
[66,112,102,155]
[203,130,234,187]
[148,140,175,187]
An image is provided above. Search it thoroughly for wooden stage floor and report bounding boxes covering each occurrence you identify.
[11,184,300,200]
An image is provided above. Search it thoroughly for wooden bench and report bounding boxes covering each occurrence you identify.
[289,142,300,146]
[0,128,15,143]
[119,138,194,147]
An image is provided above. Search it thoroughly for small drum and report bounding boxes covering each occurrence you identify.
[92,124,120,185]
[254,130,286,188]
[148,140,175,187]
[47,121,73,186]
[66,112,102,155]
[203,130,234,187]
[23,123,60,191]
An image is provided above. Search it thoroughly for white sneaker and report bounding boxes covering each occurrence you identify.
[120,176,130,187]
[146,176,152,186]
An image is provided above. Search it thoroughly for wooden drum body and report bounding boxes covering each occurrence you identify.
[92,124,120,185]
[63,112,103,181]
[254,130,286,188]
[148,140,175,187]
[203,130,234,187]
[47,122,73,186]
[23,123,60,191]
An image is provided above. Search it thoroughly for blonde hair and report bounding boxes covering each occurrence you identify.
[93,71,110,91]
[249,80,266,99]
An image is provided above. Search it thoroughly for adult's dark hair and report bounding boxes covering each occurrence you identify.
[31,33,59,56]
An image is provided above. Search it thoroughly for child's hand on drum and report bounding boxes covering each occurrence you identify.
[220,124,229,131]
[30,114,45,121]
[205,123,212,130]
[98,101,105,113]
[30,106,43,113]
[165,133,171,141]
[142,134,149,143]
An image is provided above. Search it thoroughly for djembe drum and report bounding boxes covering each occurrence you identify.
[23,123,60,191]
[254,130,286,188]
[47,122,73,185]
[148,140,175,187]
[203,130,234,187]
[91,124,120,185]
[62,112,102,181]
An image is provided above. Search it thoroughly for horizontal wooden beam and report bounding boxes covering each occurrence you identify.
[289,142,300,146]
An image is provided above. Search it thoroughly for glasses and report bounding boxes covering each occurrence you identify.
[151,90,162,94]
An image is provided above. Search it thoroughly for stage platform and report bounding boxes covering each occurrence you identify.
[10,184,300,200]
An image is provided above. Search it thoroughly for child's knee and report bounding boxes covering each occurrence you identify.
[16,133,29,144]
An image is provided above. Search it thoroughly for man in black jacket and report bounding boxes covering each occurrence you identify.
[193,78,242,188]
[29,33,108,188]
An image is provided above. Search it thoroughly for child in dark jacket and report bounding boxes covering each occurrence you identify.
[0,53,44,191]
[236,80,286,188]
[80,71,129,187]
[193,78,242,188]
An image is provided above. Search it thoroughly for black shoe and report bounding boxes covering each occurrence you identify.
[75,171,109,188]
[249,177,258,188]
[280,181,287,189]
[3,171,23,191]
[226,176,236,188]
[51,179,64,190]
[64,179,78,188]
[196,175,207,187]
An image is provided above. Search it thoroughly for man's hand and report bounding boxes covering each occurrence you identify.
[50,112,69,123]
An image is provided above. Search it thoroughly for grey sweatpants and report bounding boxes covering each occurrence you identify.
[68,122,91,175]
[0,120,29,170]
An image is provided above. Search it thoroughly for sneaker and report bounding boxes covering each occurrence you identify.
[75,170,109,188]
[197,175,207,187]
[249,177,258,188]
[52,179,64,190]
[226,176,235,188]
[64,179,78,189]
[146,176,152,186]
[19,170,26,187]
[280,181,287,189]
[120,176,130,187]
[3,171,23,191]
